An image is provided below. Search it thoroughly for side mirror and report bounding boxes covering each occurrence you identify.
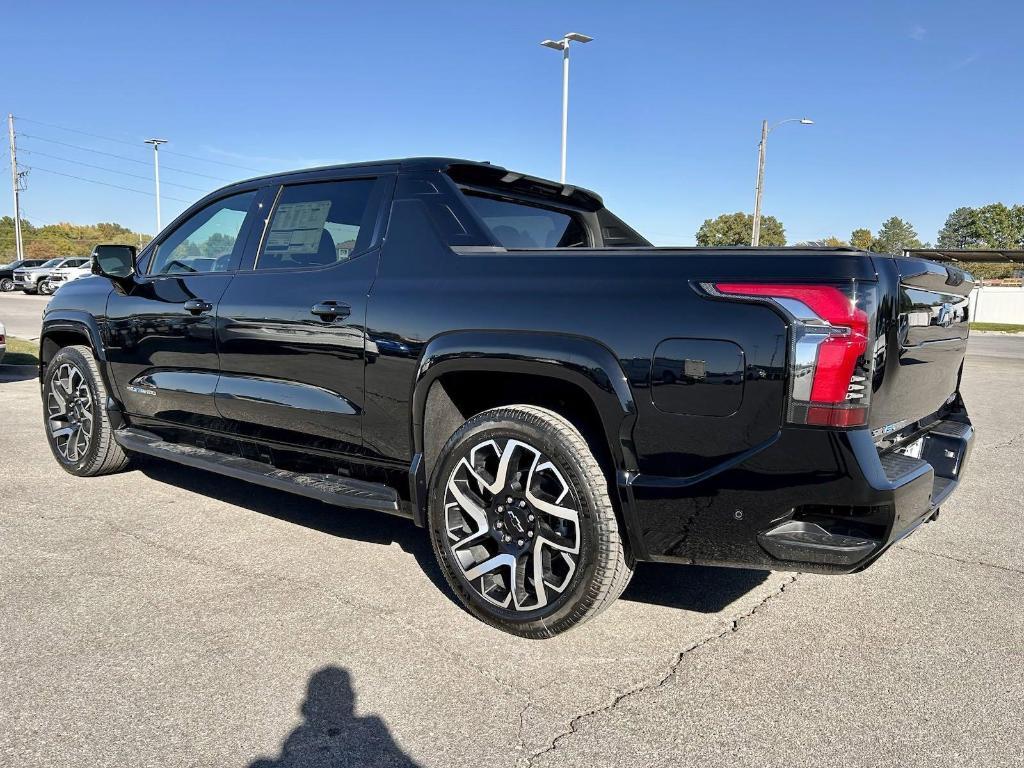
[91,244,137,282]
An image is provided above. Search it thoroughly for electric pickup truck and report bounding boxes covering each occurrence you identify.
[38,158,975,637]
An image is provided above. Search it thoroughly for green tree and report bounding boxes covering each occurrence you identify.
[696,211,785,247]
[872,217,923,256]
[0,217,150,262]
[1012,205,1024,248]
[974,203,1017,248]
[850,228,873,250]
[937,207,981,248]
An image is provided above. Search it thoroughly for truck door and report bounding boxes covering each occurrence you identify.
[103,189,261,431]
[214,175,392,457]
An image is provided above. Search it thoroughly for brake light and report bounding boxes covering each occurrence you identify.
[706,282,874,428]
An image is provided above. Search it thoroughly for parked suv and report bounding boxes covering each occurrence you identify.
[15,257,89,294]
[44,259,94,294]
[0,259,48,292]
[38,158,975,637]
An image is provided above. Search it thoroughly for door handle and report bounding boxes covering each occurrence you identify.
[311,301,351,320]
[183,298,213,314]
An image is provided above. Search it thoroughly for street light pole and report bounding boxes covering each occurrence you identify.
[541,32,593,184]
[750,117,813,246]
[145,138,168,232]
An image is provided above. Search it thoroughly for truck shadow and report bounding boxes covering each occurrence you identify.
[137,458,768,615]
[249,665,420,768]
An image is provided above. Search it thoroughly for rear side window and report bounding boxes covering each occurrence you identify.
[463,194,588,248]
[257,179,376,270]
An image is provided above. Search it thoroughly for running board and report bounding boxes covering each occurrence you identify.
[114,428,402,516]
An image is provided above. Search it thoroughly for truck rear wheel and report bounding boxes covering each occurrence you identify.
[42,345,130,477]
[428,405,633,638]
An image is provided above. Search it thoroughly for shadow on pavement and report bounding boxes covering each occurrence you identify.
[621,562,770,612]
[250,666,420,768]
[136,458,455,603]
[138,458,768,615]
[0,364,38,383]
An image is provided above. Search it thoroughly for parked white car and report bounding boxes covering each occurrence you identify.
[44,260,94,294]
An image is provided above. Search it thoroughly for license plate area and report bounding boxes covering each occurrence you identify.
[896,437,924,459]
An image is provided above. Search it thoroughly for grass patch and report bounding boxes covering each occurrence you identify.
[970,322,1024,334]
[2,336,40,366]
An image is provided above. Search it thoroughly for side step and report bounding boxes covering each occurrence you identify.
[757,520,880,567]
[114,428,402,516]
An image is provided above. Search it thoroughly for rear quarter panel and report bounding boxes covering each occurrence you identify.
[366,196,878,482]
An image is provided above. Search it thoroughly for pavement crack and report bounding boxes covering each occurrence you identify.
[523,574,799,766]
[898,544,1024,578]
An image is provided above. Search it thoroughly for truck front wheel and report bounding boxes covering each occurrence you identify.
[428,405,633,638]
[42,345,130,477]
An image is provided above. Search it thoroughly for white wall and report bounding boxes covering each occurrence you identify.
[969,286,1024,325]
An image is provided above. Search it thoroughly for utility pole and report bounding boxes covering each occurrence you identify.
[145,138,168,232]
[751,117,813,246]
[541,32,593,184]
[7,114,25,262]
[751,120,768,247]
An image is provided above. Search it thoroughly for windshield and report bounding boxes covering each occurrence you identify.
[39,259,63,268]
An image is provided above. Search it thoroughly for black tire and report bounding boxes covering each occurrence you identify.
[0,278,12,292]
[38,280,55,296]
[428,405,633,638]
[42,345,130,477]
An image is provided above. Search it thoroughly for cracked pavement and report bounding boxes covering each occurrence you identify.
[1,336,1022,767]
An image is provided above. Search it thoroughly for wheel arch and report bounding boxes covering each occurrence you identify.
[39,314,121,413]
[410,331,642,551]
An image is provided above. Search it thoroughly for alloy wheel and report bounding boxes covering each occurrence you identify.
[443,437,581,611]
[0,278,12,292]
[46,362,94,463]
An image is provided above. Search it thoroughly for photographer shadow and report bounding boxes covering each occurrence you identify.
[250,666,420,768]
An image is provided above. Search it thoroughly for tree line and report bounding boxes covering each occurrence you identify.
[0,217,151,263]
[696,203,1024,262]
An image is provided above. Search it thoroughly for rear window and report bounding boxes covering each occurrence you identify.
[463,194,588,248]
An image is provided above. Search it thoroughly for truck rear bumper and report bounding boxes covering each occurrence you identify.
[622,402,974,574]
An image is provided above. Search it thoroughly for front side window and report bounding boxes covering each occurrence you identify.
[463,194,588,248]
[150,191,256,275]
[257,179,376,270]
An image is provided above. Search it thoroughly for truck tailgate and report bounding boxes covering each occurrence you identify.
[869,255,973,436]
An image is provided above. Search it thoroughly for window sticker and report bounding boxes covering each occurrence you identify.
[265,200,332,255]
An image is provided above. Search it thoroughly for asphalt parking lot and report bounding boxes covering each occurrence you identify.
[1,308,1021,767]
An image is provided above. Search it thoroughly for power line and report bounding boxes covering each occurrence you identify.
[19,148,208,192]
[20,133,233,182]
[15,115,265,173]
[24,165,193,203]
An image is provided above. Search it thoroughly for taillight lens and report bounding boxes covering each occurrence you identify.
[705,282,875,428]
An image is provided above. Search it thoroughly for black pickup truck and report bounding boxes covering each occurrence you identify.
[39,158,975,637]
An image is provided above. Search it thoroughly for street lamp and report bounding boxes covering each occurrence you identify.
[145,138,168,232]
[540,32,593,183]
[751,117,813,246]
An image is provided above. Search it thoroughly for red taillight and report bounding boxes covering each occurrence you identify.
[708,282,874,428]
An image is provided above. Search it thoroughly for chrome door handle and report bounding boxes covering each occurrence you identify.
[311,301,351,320]
[183,298,213,314]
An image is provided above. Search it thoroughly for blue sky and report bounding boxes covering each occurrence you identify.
[2,1,1022,245]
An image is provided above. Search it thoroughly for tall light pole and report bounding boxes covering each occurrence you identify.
[541,32,593,183]
[145,138,168,232]
[751,117,813,246]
